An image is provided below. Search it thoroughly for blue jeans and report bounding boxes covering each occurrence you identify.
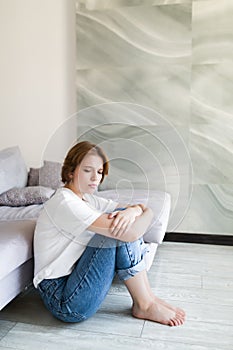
[38,234,146,323]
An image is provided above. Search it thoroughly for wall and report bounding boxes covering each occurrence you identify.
[75,0,233,235]
[0,0,77,167]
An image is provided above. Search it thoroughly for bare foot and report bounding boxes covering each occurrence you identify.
[153,295,186,318]
[132,301,185,327]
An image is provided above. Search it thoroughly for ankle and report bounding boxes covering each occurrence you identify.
[133,298,154,312]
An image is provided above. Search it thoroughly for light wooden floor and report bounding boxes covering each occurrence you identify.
[0,242,233,350]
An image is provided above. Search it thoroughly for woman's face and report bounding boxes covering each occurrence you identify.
[70,152,104,197]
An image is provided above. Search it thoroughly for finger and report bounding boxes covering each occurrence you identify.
[112,219,124,236]
[110,215,121,229]
[112,217,126,236]
[114,225,127,238]
[116,216,135,230]
[111,220,121,236]
[114,220,130,237]
[108,211,119,219]
[124,222,133,233]
[111,212,120,227]
[116,221,128,236]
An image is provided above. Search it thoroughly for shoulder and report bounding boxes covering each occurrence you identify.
[42,187,83,214]
[84,193,107,205]
[50,187,82,203]
[38,189,101,225]
[84,193,118,212]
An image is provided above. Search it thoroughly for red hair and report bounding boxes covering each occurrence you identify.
[61,141,109,184]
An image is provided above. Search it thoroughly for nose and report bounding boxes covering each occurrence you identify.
[91,172,98,181]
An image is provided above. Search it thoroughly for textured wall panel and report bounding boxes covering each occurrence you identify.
[75,0,233,234]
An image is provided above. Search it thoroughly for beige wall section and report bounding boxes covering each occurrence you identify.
[0,0,77,167]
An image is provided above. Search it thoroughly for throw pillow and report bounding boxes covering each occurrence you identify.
[39,160,63,189]
[0,146,28,194]
[27,167,40,186]
[0,186,55,207]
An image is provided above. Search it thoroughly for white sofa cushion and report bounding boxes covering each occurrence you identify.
[0,220,36,280]
[0,146,28,195]
[96,189,171,244]
[0,204,42,221]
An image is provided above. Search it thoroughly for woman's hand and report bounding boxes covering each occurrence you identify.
[108,205,144,238]
[88,204,153,242]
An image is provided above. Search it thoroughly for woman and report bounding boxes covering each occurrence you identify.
[33,141,185,326]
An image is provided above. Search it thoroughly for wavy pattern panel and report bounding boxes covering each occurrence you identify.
[76,0,191,11]
[76,105,191,233]
[178,185,233,235]
[76,64,190,125]
[193,0,233,64]
[190,63,233,184]
[191,64,233,124]
[190,123,233,184]
[75,1,233,234]
[76,4,191,68]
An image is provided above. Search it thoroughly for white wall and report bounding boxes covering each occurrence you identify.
[0,0,77,167]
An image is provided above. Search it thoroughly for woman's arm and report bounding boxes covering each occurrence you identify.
[87,205,154,242]
[108,204,145,236]
[116,203,146,214]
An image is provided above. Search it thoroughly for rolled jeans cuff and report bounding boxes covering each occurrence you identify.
[117,258,146,281]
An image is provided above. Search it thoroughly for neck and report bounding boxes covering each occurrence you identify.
[64,184,83,199]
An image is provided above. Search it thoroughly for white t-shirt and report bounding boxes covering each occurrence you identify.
[33,187,118,288]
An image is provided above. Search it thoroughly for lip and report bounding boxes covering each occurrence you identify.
[88,184,98,188]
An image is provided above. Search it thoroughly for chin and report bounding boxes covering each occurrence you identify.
[86,187,97,193]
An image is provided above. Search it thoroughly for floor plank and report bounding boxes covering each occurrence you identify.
[152,257,233,278]
[0,322,220,350]
[202,275,233,291]
[0,320,16,341]
[142,320,233,350]
[175,301,233,326]
[0,242,233,350]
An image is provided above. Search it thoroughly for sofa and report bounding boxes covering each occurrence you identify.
[0,146,59,310]
[0,146,171,310]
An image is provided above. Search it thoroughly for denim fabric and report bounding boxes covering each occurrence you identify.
[38,234,146,323]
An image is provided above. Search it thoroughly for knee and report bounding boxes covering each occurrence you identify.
[116,239,144,269]
[52,309,87,323]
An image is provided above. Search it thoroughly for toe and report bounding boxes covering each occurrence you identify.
[168,319,176,327]
[176,310,186,321]
[171,317,184,327]
[176,308,186,317]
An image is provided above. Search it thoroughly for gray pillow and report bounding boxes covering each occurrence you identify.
[27,167,40,186]
[27,161,63,189]
[0,146,28,195]
[39,160,63,189]
[0,186,55,207]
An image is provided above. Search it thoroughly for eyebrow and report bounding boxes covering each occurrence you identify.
[83,165,103,170]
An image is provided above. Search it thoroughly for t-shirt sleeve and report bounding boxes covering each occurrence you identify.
[52,195,103,238]
[86,194,118,213]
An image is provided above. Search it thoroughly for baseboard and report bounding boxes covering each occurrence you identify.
[164,232,233,246]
